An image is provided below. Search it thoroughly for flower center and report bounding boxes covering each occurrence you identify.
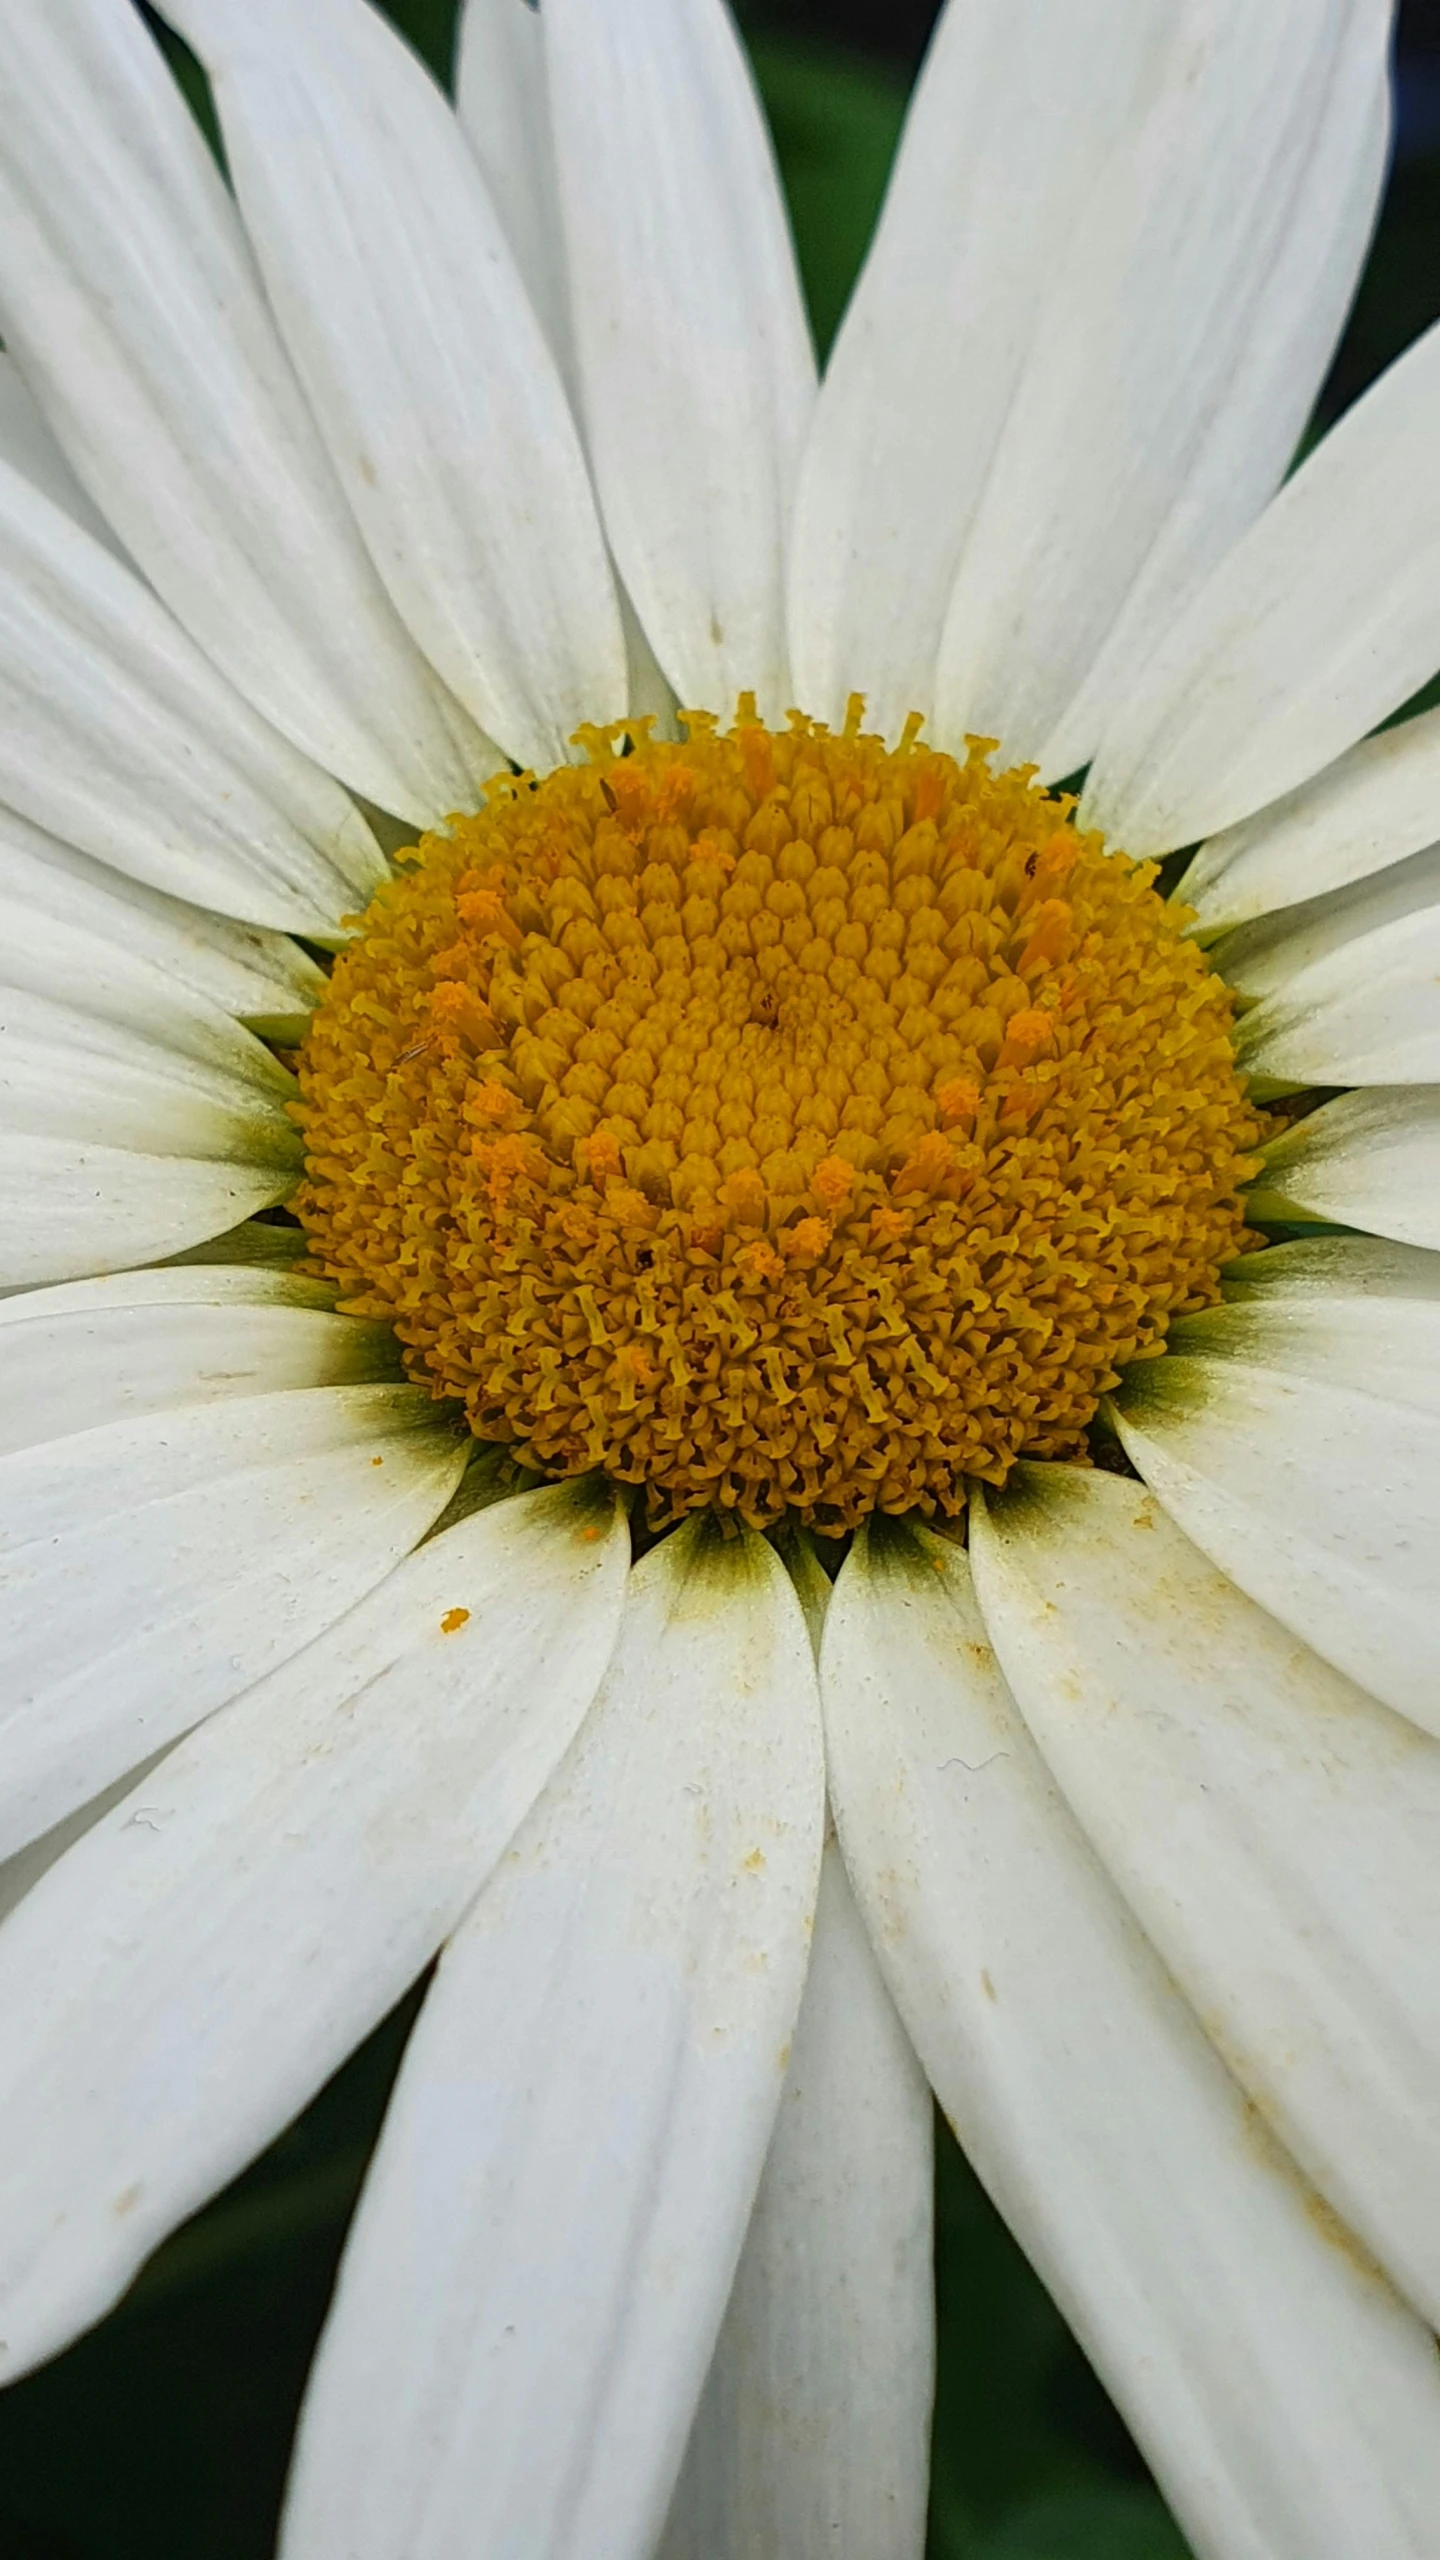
[294,705,1262,1531]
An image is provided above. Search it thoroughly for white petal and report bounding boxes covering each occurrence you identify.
[0,1139,296,1293]
[620,582,684,737]
[455,4,684,741]
[1213,836,1440,1005]
[0,1480,628,2380]
[169,0,623,777]
[1219,1232,1440,1302]
[1000,3,1392,781]
[0,1264,399,1459]
[787,0,1165,742]
[0,0,496,821]
[0,1748,174,1929]
[0,974,302,1286]
[0,1381,466,1858]
[0,458,385,935]
[1187,1233,1440,1414]
[544,0,814,720]
[780,1526,834,1660]
[0,801,326,1036]
[660,1837,933,2560]
[455,0,570,376]
[455,4,684,742]
[1250,1086,1440,1249]
[281,1518,825,2560]
[160,1217,311,1273]
[0,980,296,1157]
[1184,703,1440,935]
[971,1463,1440,2329]
[1112,1350,1440,1739]
[0,348,120,552]
[823,1523,1440,2560]
[1231,887,1440,1085]
[1083,313,1440,858]
[455,5,685,742]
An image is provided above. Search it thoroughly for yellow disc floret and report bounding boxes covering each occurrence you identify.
[294,705,1263,1530]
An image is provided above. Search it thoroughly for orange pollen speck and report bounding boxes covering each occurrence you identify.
[293,706,1264,1532]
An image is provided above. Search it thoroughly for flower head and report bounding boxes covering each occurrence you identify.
[294,710,1262,1526]
[0,1,1437,2556]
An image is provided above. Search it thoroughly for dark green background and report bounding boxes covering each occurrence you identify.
[5,6,1436,2554]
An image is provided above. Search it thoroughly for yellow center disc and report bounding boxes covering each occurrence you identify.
[294,707,1263,1530]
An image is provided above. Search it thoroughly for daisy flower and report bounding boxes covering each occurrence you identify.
[0,0,1437,2553]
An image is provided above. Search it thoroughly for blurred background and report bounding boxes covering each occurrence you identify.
[1,5,1435,2556]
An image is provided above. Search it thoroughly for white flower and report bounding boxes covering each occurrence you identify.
[0,0,1436,2554]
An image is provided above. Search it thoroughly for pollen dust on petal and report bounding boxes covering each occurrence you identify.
[293,699,1263,1532]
